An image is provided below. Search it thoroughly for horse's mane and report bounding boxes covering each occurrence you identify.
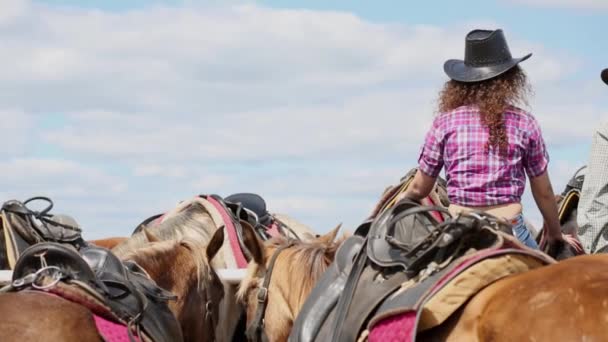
[113,202,215,258]
[238,234,344,305]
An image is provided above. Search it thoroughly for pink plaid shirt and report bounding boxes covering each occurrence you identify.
[418,105,549,206]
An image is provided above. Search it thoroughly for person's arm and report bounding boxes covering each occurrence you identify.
[523,116,582,252]
[529,171,562,242]
[401,117,444,201]
[402,170,437,201]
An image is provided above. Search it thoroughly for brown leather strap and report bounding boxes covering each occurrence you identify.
[246,242,295,342]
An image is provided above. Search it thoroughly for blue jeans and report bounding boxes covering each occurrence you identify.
[511,214,539,249]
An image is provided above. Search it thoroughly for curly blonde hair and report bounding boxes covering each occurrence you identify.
[437,66,532,154]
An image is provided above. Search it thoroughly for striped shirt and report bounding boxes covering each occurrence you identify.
[418,105,549,206]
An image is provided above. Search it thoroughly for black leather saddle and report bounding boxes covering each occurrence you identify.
[561,165,586,196]
[1,197,86,269]
[11,242,183,342]
[289,200,514,342]
[225,193,272,227]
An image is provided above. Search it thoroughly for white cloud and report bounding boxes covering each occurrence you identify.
[505,0,608,10]
[0,158,127,198]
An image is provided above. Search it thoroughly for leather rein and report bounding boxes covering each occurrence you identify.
[246,241,296,342]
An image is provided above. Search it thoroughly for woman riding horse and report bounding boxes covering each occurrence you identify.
[400,28,580,252]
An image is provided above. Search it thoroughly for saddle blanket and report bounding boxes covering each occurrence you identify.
[31,290,141,342]
[367,249,552,342]
[94,314,140,342]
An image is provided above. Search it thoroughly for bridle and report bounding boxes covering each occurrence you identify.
[245,241,295,342]
[204,274,219,342]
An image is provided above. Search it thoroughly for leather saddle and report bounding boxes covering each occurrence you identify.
[1,197,86,269]
[225,193,273,228]
[11,242,183,342]
[561,165,585,196]
[369,167,450,221]
[290,199,521,342]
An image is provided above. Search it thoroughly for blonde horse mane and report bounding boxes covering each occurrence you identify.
[112,201,216,258]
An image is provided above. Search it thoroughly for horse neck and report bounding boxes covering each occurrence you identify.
[264,241,337,329]
[128,241,214,341]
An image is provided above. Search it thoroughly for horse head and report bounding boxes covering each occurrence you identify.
[234,222,344,342]
[122,230,225,342]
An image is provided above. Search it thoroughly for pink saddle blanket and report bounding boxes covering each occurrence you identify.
[94,314,140,342]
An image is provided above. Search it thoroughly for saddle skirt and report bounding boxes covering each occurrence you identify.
[10,242,183,342]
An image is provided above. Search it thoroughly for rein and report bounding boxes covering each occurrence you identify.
[270,215,301,241]
[246,241,295,342]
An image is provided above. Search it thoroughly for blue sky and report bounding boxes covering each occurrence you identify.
[2,0,607,238]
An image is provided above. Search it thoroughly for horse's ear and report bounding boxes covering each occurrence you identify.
[206,228,224,262]
[241,223,265,265]
[317,223,341,245]
[144,228,160,243]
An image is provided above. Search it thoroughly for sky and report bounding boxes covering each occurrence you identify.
[1,0,607,239]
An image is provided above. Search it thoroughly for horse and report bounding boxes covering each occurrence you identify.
[112,197,319,341]
[236,216,608,342]
[0,229,225,342]
[233,222,345,342]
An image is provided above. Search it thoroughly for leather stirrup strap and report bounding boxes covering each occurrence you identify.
[330,239,368,341]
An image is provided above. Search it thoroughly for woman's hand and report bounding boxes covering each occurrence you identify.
[544,227,584,255]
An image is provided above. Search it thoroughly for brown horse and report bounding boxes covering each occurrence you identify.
[237,218,608,342]
[111,198,320,341]
[422,254,608,341]
[0,230,225,342]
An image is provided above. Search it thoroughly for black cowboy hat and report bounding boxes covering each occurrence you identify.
[602,68,608,85]
[444,29,532,83]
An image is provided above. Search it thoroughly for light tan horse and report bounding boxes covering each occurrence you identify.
[0,231,225,342]
[112,199,319,342]
[234,222,345,341]
[237,221,608,342]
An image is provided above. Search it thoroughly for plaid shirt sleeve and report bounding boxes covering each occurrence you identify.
[523,116,550,178]
[418,117,444,178]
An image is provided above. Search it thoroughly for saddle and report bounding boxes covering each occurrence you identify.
[225,193,273,228]
[0,197,86,269]
[561,166,585,196]
[10,242,183,342]
[290,200,553,342]
[369,168,449,221]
